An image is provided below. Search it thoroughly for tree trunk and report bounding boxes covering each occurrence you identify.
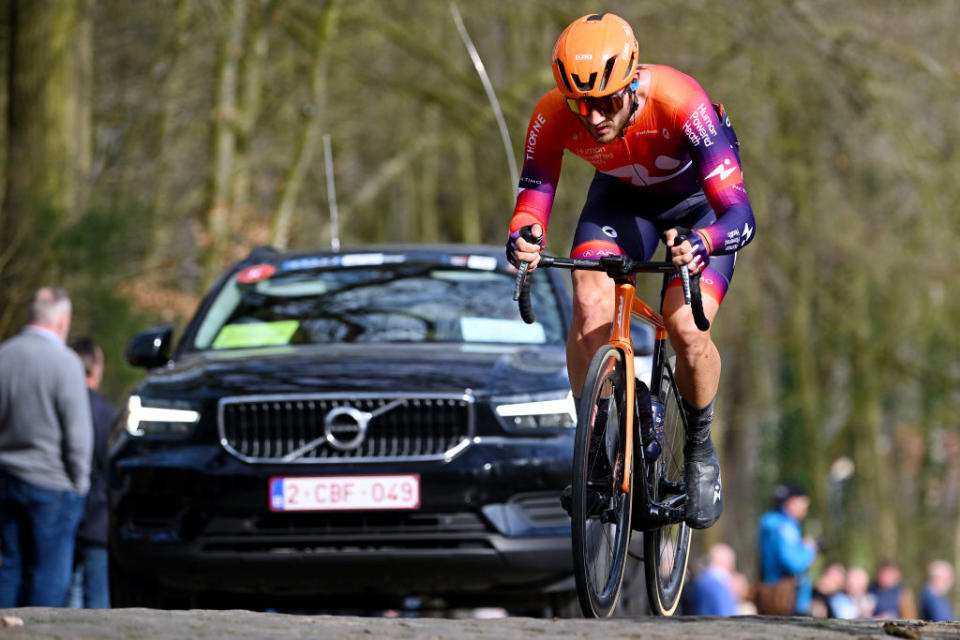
[148,0,191,278]
[455,136,480,244]
[0,0,93,336]
[270,0,340,250]
[231,0,272,215]
[717,274,774,577]
[418,105,440,243]
[201,0,247,291]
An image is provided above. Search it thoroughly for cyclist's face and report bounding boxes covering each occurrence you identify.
[575,88,634,144]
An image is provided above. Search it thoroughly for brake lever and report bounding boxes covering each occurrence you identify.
[511,227,542,302]
[673,231,709,331]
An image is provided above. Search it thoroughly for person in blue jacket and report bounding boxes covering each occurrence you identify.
[688,542,739,616]
[921,560,955,621]
[758,482,819,615]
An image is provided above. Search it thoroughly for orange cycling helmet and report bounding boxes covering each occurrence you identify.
[552,13,639,99]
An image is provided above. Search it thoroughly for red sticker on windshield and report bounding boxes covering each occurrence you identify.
[236,264,276,284]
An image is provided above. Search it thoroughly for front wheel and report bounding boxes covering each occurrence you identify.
[571,345,633,617]
[643,355,692,615]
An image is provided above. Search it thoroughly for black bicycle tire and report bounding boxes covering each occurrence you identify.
[571,345,634,617]
[643,355,692,616]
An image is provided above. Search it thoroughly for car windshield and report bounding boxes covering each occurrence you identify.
[191,255,565,350]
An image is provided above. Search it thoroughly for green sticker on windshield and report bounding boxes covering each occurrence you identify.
[212,320,299,349]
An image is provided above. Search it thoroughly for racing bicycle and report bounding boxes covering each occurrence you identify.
[513,231,710,617]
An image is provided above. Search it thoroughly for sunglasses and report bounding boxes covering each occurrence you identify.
[565,87,629,117]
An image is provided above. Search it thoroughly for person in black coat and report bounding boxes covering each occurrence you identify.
[69,337,116,609]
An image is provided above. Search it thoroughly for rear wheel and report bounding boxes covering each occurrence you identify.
[571,345,633,617]
[643,355,692,615]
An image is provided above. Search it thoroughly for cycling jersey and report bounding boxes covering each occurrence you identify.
[572,183,737,302]
[509,65,756,258]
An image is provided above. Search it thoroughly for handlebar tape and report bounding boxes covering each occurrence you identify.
[514,226,541,324]
[672,230,710,332]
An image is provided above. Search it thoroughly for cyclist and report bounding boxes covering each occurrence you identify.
[506,13,756,529]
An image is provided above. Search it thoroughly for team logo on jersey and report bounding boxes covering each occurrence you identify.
[705,159,737,182]
[525,113,547,161]
[683,103,718,147]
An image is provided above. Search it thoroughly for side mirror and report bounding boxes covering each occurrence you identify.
[125,326,174,369]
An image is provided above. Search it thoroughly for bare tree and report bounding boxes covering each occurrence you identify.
[202,0,248,290]
[271,0,341,249]
[0,0,93,335]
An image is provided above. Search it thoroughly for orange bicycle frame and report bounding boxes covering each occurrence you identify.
[608,280,667,494]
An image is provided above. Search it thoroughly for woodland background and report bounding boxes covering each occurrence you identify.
[0,0,957,599]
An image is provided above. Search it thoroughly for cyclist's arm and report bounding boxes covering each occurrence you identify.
[675,86,756,256]
[509,93,566,243]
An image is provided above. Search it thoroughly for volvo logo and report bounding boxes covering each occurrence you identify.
[323,406,370,451]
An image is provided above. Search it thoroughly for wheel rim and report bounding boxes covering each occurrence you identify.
[644,363,692,615]
[572,347,633,617]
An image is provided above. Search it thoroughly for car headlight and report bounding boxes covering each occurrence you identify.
[493,391,576,430]
[125,395,201,438]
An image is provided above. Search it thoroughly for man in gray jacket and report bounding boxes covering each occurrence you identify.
[0,287,92,607]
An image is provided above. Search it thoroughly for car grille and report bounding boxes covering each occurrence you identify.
[218,393,474,463]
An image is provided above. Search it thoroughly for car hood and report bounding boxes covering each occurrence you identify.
[138,343,569,399]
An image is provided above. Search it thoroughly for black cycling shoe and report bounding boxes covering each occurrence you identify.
[683,399,723,529]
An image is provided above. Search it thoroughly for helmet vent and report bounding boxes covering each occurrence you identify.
[586,13,606,21]
[572,72,597,92]
[555,59,574,93]
[598,56,617,92]
[623,52,636,82]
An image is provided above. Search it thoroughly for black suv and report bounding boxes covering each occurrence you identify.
[109,244,584,612]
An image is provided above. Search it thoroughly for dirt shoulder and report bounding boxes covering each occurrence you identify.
[3,609,960,640]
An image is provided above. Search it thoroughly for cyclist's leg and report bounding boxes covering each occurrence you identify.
[568,270,614,397]
[660,200,737,529]
[568,172,660,396]
[661,287,723,407]
[661,204,736,406]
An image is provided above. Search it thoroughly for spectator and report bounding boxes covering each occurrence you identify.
[688,543,738,616]
[921,560,955,621]
[827,564,872,619]
[0,287,92,606]
[871,561,917,619]
[845,566,876,618]
[811,562,846,618]
[68,337,116,609]
[757,482,818,615]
